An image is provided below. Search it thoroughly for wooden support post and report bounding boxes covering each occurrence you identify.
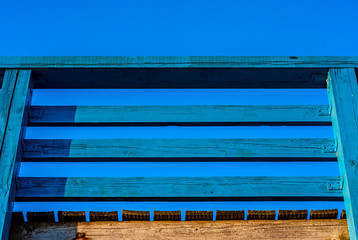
[0,70,31,240]
[327,68,358,240]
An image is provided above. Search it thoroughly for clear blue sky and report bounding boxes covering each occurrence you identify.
[1,0,356,220]
[0,0,357,56]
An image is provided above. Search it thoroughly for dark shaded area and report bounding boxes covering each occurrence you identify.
[11,212,24,223]
[27,68,328,89]
[27,211,55,222]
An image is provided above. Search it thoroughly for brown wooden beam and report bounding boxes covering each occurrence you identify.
[10,220,349,240]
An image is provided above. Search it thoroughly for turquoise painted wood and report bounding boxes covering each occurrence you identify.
[0,70,31,240]
[0,70,18,150]
[22,138,336,159]
[16,176,342,199]
[0,56,358,68]
[29,105,331,125]
[327,68,358,240]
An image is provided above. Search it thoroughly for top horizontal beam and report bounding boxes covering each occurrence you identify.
[1,56,358,68]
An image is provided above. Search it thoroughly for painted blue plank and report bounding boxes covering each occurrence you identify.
[22,138,336,159]
[0,70,31,240]
[0,56,358,68]
[15,176,342,199]
[28,105,331,125]
[0,70,18,152]
[327,68,358,240]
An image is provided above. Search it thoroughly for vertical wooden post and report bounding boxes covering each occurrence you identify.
[327,68,358,240]
[0,70,31,240]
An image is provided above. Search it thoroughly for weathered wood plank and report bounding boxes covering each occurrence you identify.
[29,105,331,125]
[328,68,358,240]
[15,176,342,199]
[9,220,349,240]
[22,138,336,159]
[0,70,31,240]
[0,56,358,68]
[0,70,18,148]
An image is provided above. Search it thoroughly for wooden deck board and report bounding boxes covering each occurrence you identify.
[9,220,349,240]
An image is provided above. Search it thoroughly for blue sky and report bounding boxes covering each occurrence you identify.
[0,0,357,56]
[1,0,357,220]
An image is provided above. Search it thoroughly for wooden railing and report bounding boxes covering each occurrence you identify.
[0,57,358,240]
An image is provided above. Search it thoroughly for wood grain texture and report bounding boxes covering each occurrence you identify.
[247,210,276,220]
[278,210,308,220]
[22,138,336,159]
[0,70,18,148]
[15,176,342,199]
[58,211,86,222]
[122,210,150,221]
[9,220,350,240]
[29,105,331,125]
[328,68,358,240]
[0,70,31,240]
[0,56,357,68]
[310,209,338,219]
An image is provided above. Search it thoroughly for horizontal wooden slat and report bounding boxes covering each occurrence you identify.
[1,56,358,68]
[22,138,336,159]
[15,176,342,199]
[9,220,349,240]
[28,105,331,126]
